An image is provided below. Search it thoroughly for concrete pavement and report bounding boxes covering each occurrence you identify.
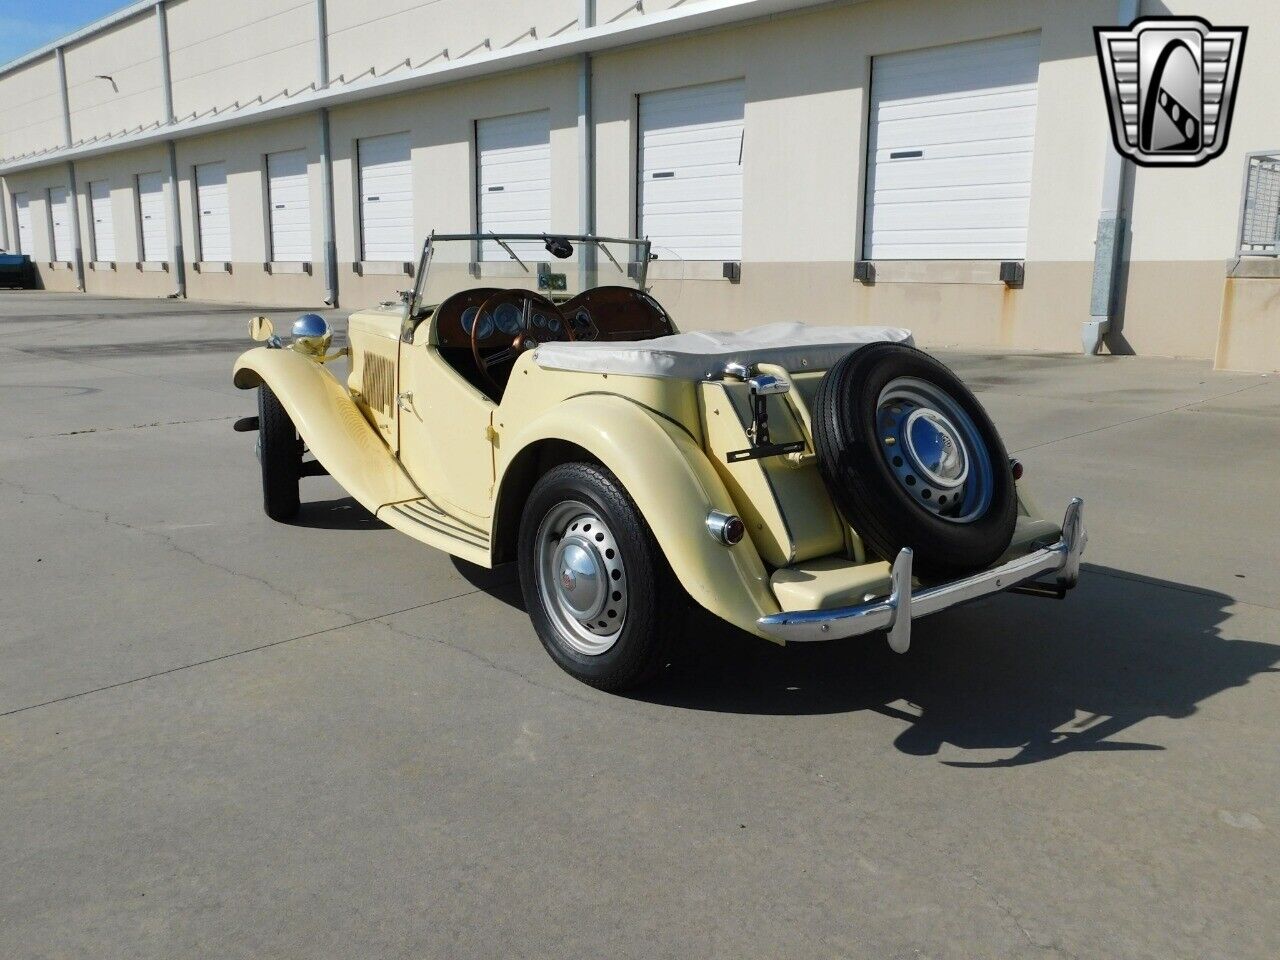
[2,291,1277,959]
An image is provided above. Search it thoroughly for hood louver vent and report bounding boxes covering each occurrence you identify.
[361,352,395,414]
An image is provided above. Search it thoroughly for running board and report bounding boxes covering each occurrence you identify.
[378,497,492,567]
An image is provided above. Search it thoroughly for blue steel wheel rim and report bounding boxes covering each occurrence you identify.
[875,376,993,524]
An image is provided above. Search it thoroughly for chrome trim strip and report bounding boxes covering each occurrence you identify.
[757,498,1086,652]
[397,502,490,544]
[386,493,491,537]
[403,499,491,537]
[391,503,490,548]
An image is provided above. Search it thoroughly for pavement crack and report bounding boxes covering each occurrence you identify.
[5,342,243,399]
[25,415,236,439]
[0,592,481,719]
[0,475,358,622]
[1011,380,1277,454]
[371,613,608,713]
[970,872,1081,960]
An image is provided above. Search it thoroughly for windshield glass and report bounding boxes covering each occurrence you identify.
[413,234,666,313]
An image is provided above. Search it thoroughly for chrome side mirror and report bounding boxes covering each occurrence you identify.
[248,315,275,342]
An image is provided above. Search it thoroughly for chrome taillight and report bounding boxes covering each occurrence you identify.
[706,510,746,545]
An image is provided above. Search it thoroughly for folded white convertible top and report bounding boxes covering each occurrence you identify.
[533,322,913,380]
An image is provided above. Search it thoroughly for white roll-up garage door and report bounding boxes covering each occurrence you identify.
[137,171,168,263]
[267,150,311,263]
[48,186,72,262]
[14,193,33,256]
[358,132,412,262]
[89,180,116,262]
[637,79,744,261]
[863,32,1041,260]
[477,110,551,261]
[195,162,231,262]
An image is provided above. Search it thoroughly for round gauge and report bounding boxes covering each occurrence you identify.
[546,315,562,333]
[531,312,547,329]
[573,308,592,335]
[474,312,495,340]
[494,303,522,335]
[460,306,478,335]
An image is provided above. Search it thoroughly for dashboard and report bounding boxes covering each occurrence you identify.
[435,286,673,348]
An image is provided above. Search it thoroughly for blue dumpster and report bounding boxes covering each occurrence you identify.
[0,252,35,289]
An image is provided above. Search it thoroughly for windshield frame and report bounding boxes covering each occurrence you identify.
[405,232,653,340]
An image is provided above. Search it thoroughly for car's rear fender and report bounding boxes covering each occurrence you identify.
[233,347,421,513]
[495,393,780,637]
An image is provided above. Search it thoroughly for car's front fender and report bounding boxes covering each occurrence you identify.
[497,394,780,638]
[233,347,421,512]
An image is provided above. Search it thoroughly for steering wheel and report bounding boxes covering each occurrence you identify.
[470,289,574,393]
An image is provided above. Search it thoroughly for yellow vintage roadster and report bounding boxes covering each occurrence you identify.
[233,233,1084,691]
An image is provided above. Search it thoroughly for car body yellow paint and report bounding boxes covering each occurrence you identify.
[234,303,1061,644]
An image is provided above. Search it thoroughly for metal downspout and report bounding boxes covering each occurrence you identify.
[66,162,86,290]
[56,48,86,291]
[0,178,9,251]
[156,2,185,298]
[316,0,339,306]
[1085,0,1139,355]
[578,0,596,289]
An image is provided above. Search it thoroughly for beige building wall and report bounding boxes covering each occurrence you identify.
[328,62,582,307]
[0,0,1275,367]
[167,0,316,120]
[326,0,578,83]
[70,142,179,297]
[0,56,65,158]
[593,0,1115,353]
[0,164,79,289]
[175,115,328,305]
[1122,0,1280,369]
[64,11,166,143]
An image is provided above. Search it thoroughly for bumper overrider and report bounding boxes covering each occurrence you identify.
[757,498,1086,652]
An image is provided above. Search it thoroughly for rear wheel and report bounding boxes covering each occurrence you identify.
[258,384,301,521]
[518,462,674,691]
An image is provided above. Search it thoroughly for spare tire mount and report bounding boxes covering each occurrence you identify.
[813,343,1018,579]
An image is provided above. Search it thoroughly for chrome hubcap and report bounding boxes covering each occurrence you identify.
[904,408,968,490]
[535,502,627,655]
[877,377,993,523]
[552,538,607,621]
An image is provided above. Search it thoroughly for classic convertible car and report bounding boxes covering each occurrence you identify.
[232,233,1084,691]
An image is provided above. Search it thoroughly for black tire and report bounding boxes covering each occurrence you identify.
[518,462,676,692]
[258,383,301,521]
[813,343,1017,579]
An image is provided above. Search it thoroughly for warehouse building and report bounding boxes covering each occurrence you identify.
[0,0,1276,371]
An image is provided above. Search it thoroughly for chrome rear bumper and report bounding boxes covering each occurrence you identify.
[756,498,1086,652]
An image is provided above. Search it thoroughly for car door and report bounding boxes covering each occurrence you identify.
[395,324,496,521]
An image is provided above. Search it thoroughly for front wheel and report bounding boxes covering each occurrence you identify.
[518,462,675,691]
[257,384,301,521]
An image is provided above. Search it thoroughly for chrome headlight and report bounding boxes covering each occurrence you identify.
[291,312,332,356]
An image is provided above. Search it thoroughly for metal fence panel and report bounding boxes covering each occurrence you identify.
[1238,151,1280,256]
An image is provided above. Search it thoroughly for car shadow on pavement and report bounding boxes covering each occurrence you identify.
[452,557,524,606]
[634,564,1280,766]
[289,497,390,531]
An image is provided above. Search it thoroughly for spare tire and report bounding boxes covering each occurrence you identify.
[813,343,1016,579]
